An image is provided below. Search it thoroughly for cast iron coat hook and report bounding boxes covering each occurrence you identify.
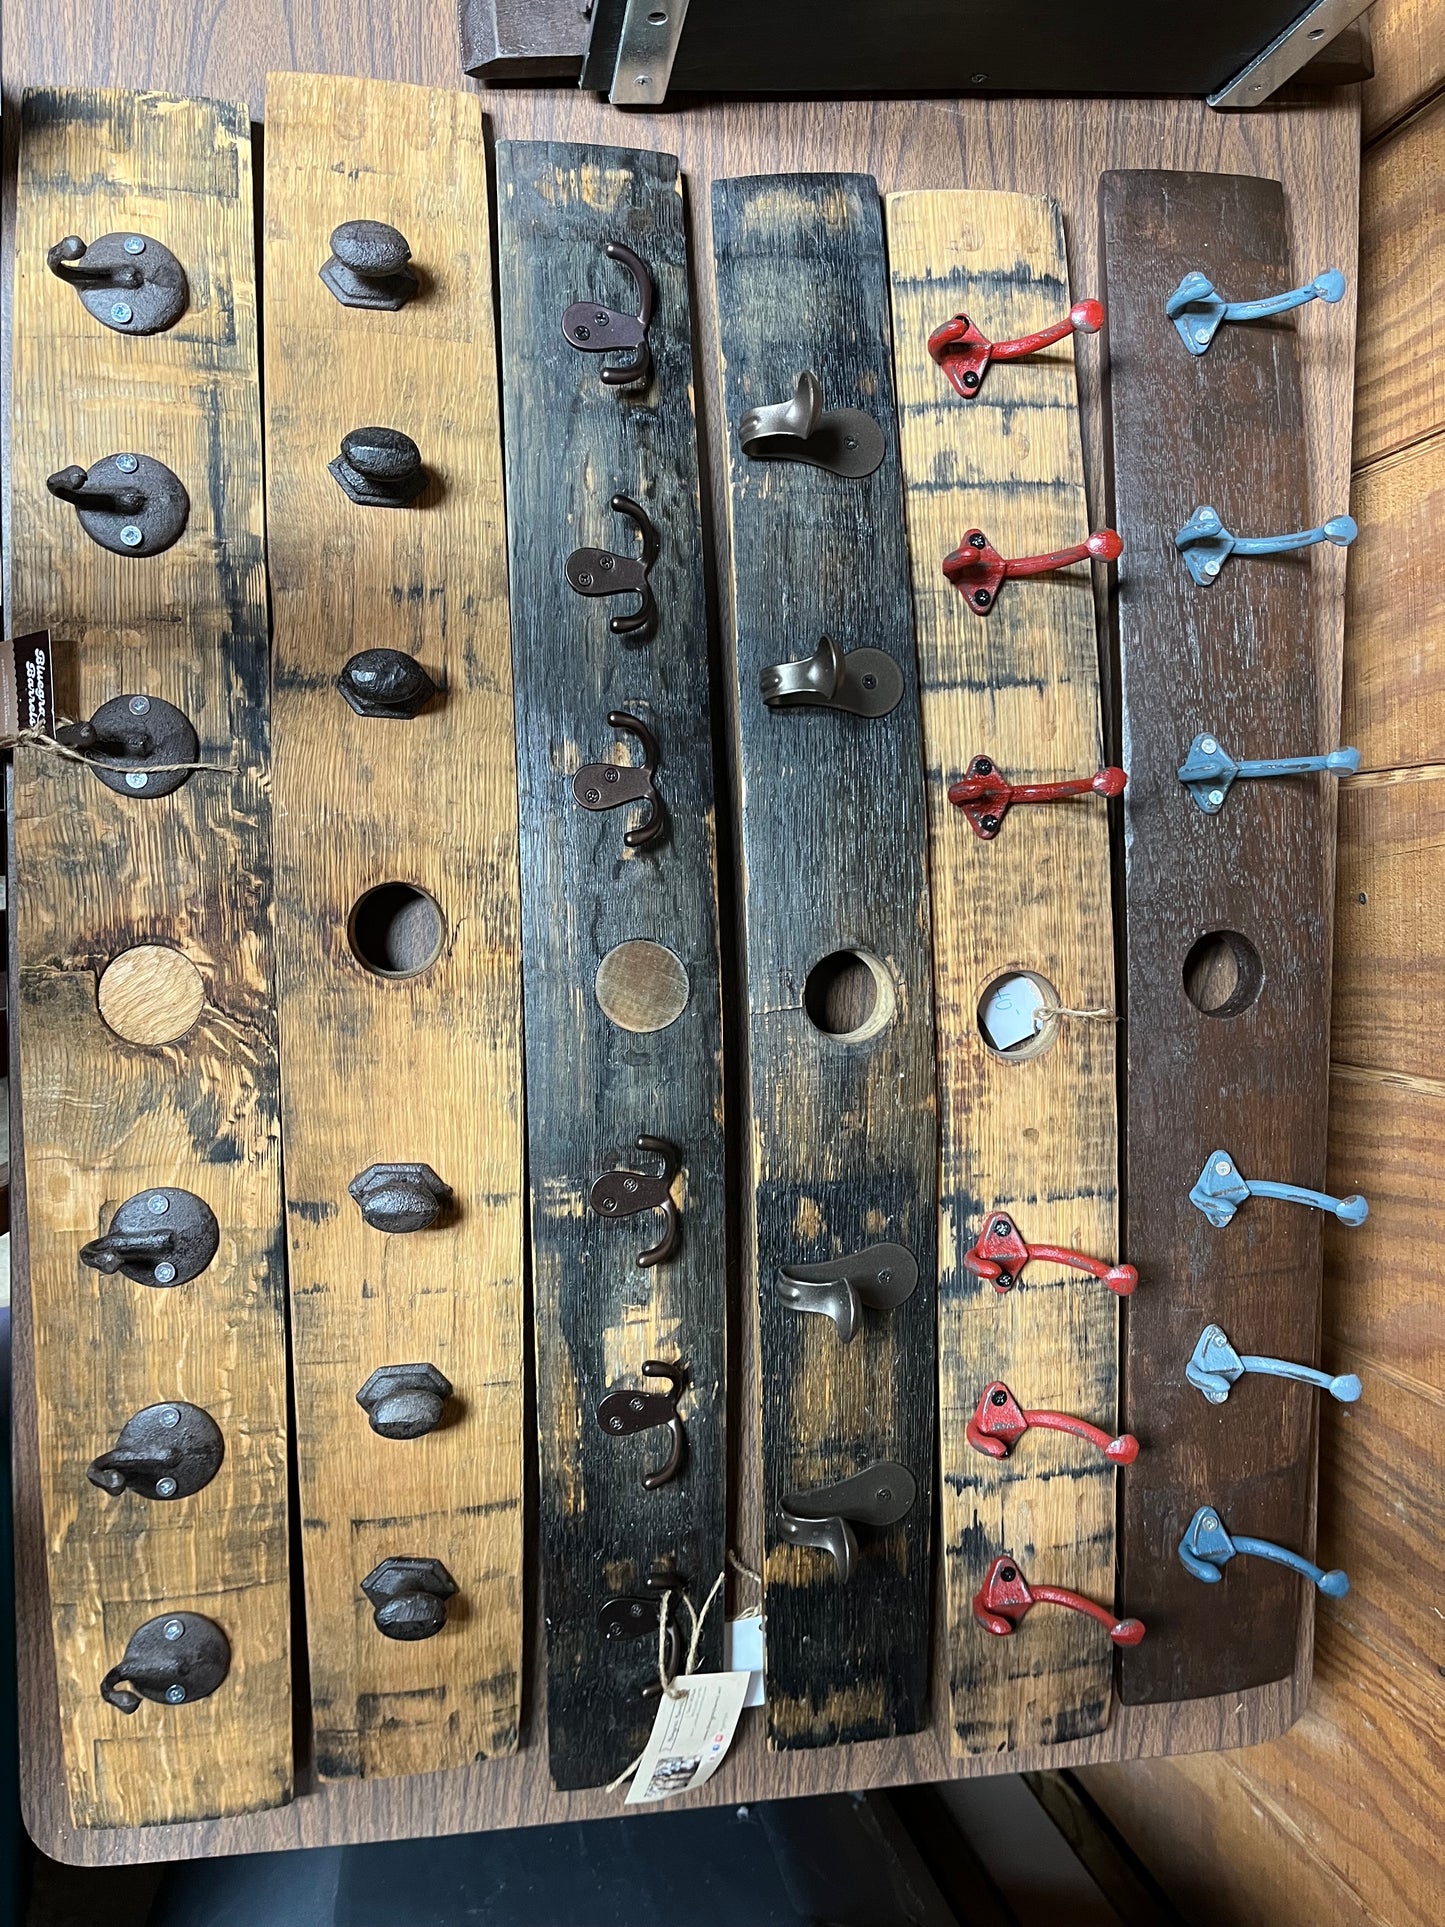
[589,1135,680,1266]
[737,370,885,478]
[948,754,1127,837]
[596,1360,687,1488]
[561,241,655,389]
[100,1612,230,1712]
[973,1556,1145,1645]
[966,1382,1138,1463]
[572,710,667,848]
[928,297,1104,397]
[47,454,189,557]
[47,231,188,333]
[55,693,199,798]
[320,220,418,310]
[87,1401,225,1500]
[778,1462,917,1584]
[964,1211,1137,1296]
[1174,505,1356,584]
[598,1573,686,1699]
[566,494,659,638]
[1189,1150,1368,1228]
[775,1242,919,1344]
[1186,1325,1362,1406]
[1177,732,1359,813]
[1166,267,1345,354]
[1178,1506,1349,1597]
[79,1187,220,1289]
[943,526,1122,613]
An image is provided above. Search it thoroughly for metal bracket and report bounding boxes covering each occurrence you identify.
[972,1556,1145,1645]
[100,1612,230,1712]
[47,231,188,334]
[928,298,1103,398]
[589,1134,681,1266]
[328,426,429,508]
[337,648,438,719]
[596,1359,687,1488]
[572,709,667,848]
[1189,1149,1368,1228]
[948,753,1127,837]
[775,1241,918,1344]
[87,1400,225,1500]
[320,220,418,311]
[55,693,198,798]
[566,494,659,638]
[356,1362,454,1438]
[738,370,885,479]
[561,242,655,389]
[943,525,1122,614]
[759,633,903,719]
[360,1556,458,1640]
[965,1382,1138,1464]
[1208,0,1373,110]
[598,1573,686,1698]
[603,0,692,107]
[348,1162,453,1233]
[778,1461,916,1584]
[46,453,189,557]
[79,1186,220,1288]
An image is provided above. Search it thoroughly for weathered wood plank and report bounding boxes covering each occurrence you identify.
[886,190,1120,1755]
[9,87,291,1826]
[1354,94,1445,467]
[712,172,937,1749]
[1342,431,1445,766]
[1101,171,1342,1704]
[263,73,525,1780]
[1332,771,1445,1080]
[494,140,728,1792]
[1324,1063,1445,1389]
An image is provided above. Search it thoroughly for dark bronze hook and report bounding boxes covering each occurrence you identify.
[561,241,655,389]
[572,709,667,849]
[598,1571,686,1699]
[596,1360,686,1489]
[565,494,659,639]
[589,1134,680,1267]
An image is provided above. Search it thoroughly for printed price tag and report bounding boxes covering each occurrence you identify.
[0,632,56,739]
[623,1670,751,1805]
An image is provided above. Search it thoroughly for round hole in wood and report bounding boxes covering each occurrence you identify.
[348,883,445,978]
[595,940,690,1033]
[98,944,206,1045]
[1183,930,1264,1018]
[976,970,1060,1060]
[803,948,897,1044]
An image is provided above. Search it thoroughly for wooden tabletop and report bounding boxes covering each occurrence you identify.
[2,0,1362,1866]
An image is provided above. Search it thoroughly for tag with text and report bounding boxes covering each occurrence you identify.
[623,1670,752,1805]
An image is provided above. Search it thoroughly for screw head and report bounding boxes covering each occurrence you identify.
[969,532,987,549]
[1208,789,1225,807]
[128,695,151,714]
[1201,1516,1217,1531]
[147,1194,170,1214]
[577,571,594,588]
[158,1406,181,1427]
[574,324,591,341]
[123,236,146,255]
[163,1618,184,1639]
[971,72,988,84]
[1194,325,1210,343]
[156,1477,178,1497]
[980,814,1000,833]
[990,1388,1008,1406]
[974,590,991,607]
[1204,559,1221,576]
[976,758,994,775]
[110,301,134,324]
[125,771,149,790]
[593,310,609,324]
[877,1268,893,1285]
[120,526,144,548]
[584,786,602,805]
[999,1565,1016,1582]
[1215,1160,1232,1176]
[1201,738,1217,753]
[608,1416,624,1431]
[603,768,620,784]
[115,453,140,473]
[153,1261,177,1283]
[165,1683,186,1703]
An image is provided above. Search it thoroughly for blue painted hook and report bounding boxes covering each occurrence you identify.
[1189,1150,1368,1229]
[1178,1506,1349,1597]
[1178,734,1360,813]
[1176,506,1357,585]
[1166,268,1346,354]
[1186,1325,1362,1405]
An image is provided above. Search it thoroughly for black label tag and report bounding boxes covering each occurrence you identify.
[1,632,56,738]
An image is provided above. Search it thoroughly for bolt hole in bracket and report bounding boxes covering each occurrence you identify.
[87,1400,224,1500]
[566,494,659,639]
[775,1241,918,1344]
[759,633,903,719]
[561,241,655,389]
[777,1461,917,1584]
[588,1135,680,1266]
[928,297,1104,398]
[1178,1505,1349,1597]
[973,1556,1145,1645]
[55,693,199,798]
[78,1186,220,1288]
[100,1612,230,1713]
[1189,1149,1368,1228]
[46,453,189,557]
[572,709,667,848]
[47,231,189,334]
[595,1359,687,1488]
[738,370,886,478]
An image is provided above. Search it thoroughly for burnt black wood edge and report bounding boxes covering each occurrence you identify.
[711,171,937,1748]
[496,140,728,1791]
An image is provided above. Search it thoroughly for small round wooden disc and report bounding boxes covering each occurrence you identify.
[594,940,689,1034]
[98,944,206,1045]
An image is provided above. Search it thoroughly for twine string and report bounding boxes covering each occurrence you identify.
[1035,1002,1118,1031]
[0,723,233,777]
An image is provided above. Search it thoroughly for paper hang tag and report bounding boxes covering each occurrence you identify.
[979,974,1045,1052]
[724,1609,766,1708]
[623,1670,752,1806]
[0,632,56,739]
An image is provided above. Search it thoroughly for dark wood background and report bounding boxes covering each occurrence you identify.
[1,0,1361,1866]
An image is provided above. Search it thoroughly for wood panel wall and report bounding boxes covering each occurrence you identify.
[1079,7,1445,1922]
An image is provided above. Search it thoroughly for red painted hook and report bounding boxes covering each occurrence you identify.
[973,1556,1145,1646]
[943,526,1123,615]
[948,754,1127,838]
[966,1382,1139,1464]
[965,1211,1137,1297]
[928,299,1105,399]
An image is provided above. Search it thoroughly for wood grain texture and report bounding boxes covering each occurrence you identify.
[1342,430,1445,765]
[8,87,291,1826]
[1332,771,1445,1079]
[1353,93,1445,467]
[711,172,937,1750]
[886,191,1120,1755]
[1101,172,1345,1704]
[97,944,207,1046]
[263,73,525,1780]
[1362,0,1445,139]
[494,141,728,1792]
[1324,1062,1445,1389]
[3,22,1360,1854]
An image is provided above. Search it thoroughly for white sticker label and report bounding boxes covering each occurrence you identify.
[623,1670,752,1805]
[979,975,1044,1051]
[724,1610,766,1707]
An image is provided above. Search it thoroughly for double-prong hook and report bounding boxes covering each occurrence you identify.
[572,710,667,849]
[596,1360,687,1489]
[561,242,655,389]
[589,1135,681,1267]
[566,494,659,639]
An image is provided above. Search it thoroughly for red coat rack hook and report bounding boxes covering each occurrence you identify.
[943,526,1122,614]
[948,754,1127,838]
[966,1382,1139,1464]
[964,1211,1137,1296]
[973,1556,1145,1646]
[928,299,1104,398]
